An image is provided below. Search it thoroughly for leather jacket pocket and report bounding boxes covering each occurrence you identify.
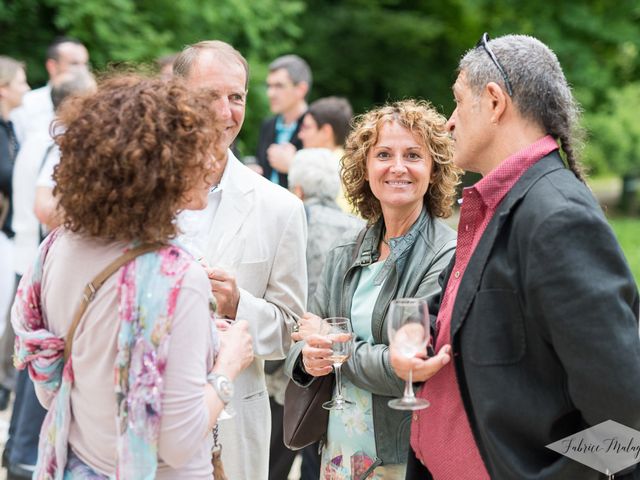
[466,289,526,365]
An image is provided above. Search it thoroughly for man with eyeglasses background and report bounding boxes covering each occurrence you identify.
[255,54,312,189]
[390,33,640,479]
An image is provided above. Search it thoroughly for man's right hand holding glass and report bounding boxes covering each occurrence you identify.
[389,343,452,383]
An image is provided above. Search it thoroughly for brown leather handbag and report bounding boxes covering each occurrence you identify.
[283,373,333,450]
[283,227,367,450]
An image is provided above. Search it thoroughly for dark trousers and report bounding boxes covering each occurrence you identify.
[5,368,47,467]
[405,446,433,480]
[268,396,320,480]
[300,443,321,480]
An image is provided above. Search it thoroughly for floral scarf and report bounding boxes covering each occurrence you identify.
[12,230,202,479]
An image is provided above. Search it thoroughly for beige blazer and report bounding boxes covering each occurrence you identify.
[204,152,307,480]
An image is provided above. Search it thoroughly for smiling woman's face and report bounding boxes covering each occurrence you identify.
[365,121,433,216]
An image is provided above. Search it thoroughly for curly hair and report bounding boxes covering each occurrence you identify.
[53,74,220,243]
[342,99,461,223]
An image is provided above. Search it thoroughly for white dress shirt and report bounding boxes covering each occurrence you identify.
[177,155,231,261]
[10,85,54,144]
[11,131,55,275]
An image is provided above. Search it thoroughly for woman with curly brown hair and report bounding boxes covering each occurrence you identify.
[285,99,460,479]
[10,75,253,479]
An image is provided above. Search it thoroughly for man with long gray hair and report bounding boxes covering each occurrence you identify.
[390,34,640,479]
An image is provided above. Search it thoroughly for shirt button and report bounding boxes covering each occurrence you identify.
[464,225,469,231]
[413,414,418,421]
[454,271,460,278]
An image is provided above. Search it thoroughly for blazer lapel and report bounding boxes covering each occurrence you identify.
[204,156,255,265]
[450,153,565,338]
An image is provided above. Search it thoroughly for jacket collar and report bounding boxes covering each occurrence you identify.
[203,150,255,261]
[223,150,255,195]
[356,206,430,283]
[450,152,565,338]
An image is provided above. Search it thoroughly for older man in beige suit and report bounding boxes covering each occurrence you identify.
[174,41,307,480]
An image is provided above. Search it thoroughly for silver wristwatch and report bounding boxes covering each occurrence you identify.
[207,372,234,405]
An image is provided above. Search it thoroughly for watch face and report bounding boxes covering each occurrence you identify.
[216,376,234,402]
[207,373,234,403]
[221,381,232,397]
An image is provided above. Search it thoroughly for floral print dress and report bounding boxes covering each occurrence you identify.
[320,261,388,480]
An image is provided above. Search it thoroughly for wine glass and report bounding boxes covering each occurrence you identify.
[387,298,430,410]
[320,317,354,410]
[210,319,235,420]
[218,403,235,420]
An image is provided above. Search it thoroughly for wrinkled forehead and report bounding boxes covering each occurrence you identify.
[452,71,468,94]
[189,51,247,91]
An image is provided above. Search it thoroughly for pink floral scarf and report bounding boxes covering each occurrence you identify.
[12,230,200,479]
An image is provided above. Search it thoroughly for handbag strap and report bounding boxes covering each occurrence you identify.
[63,243,164,362]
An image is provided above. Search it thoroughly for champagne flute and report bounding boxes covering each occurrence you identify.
[387,298,430,410]
[320,317,354,410]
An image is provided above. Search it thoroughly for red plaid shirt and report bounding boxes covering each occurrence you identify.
[410,136,559,479]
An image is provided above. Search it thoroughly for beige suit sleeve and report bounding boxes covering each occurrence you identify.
[235,198,308,360]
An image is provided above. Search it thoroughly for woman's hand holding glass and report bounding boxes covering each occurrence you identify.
[215,320,254,380]
[300,316,354,410]
[292,312,324,342]
[211,320,254,420]
[300,334,334,377]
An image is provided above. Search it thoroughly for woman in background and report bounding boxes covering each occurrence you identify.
[0,56,29,359]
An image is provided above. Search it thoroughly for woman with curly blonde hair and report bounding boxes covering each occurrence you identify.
[11,75,254,479]
[286,99,460,479]
[342,99,460,223]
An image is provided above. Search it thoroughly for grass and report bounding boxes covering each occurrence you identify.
[609,217,640,286]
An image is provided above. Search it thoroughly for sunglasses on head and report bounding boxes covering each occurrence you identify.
[476,32,513,96]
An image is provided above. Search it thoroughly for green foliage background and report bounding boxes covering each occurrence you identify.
[2,0,640,174]
[610,218,640,285]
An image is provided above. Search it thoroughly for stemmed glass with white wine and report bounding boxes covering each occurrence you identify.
[387,298,431,410]
[320,317,354,410]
